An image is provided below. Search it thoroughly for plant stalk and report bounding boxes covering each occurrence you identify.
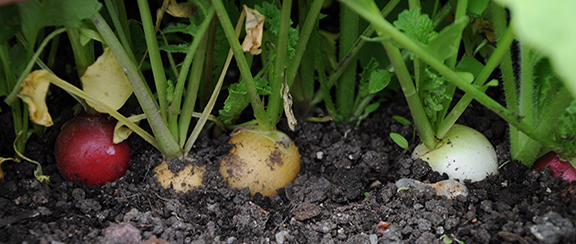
[92,13,182,158]
[267,0,293,126]
[137,0,169,122]
[336,3,359,120]
[211,0,271,131]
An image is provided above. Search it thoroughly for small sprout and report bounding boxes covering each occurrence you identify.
[390,133,410,151]
[393,115,411,125]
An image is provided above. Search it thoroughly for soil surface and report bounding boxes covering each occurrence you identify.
[1,92,576,244]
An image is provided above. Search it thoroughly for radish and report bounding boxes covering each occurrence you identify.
[55,113,131,185]
[533,152,576,183]
[412,124,499,182]
[220,126,301,196]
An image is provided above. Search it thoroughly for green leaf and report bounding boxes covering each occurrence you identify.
[160,43,190,53]
[256,2,299,66]
[0,4,19,43]
[358,58,380,98]
[390,133,409,150]
[494,0,576,98]
[422,68,451,122]
[467,0,490,18]
[393,115,411,125]
[163,22,199,36]
[19,0,102,46]
[369,69,392,94]
[364,102,380,114]
[456,56,485,78]
[426,16,469,61]
[393,7,437,44]
[559,100,576,155]
[218,78,271,125]
[166,79,175,102]
[532,57,560,117]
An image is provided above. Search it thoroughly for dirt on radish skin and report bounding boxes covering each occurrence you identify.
[55,113,131,185]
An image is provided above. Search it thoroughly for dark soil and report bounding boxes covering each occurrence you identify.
[1,93,576,244]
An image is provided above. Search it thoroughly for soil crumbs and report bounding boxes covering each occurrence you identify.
[1,97,576,244]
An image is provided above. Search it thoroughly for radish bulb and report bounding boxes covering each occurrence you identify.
[220,126,301,196]
[412,124,498,182]
[533,152,576,183]
[55,113,131,185]
[154,159,205,193]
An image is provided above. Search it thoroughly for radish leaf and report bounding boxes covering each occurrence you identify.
[393,7,437,44]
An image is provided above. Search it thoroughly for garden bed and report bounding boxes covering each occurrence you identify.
[1,92,575,244]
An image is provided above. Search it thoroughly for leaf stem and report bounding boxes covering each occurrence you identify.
[267,0,293,127]
[436,25,515,138]
[382,41,437,149]
[169,8,215,143]
[342,0,560,150]
[5,28,66,105]
[211,0,271,131]
[179,31,209,145]
[286,0,325,88]
[336,3,359,120]
[137,0,169,122]
[92,13,181,158]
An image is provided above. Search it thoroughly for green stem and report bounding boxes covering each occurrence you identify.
[92,13,182,158]
[183,45,232,155]
[436,0,467,128]
[169,7,215,143]
[267,0,293,127]
[315,0,400,101]
[46,34,60,69]
[211,0,270,131]
[104,0,137,64]
[491,2,519,158]
[343,1,559,150]
[201,16,218,108]
[179,30,209,145]
[0,43,26,153]
[5,28,66,105]
[517,88,573,165]
[137,0,169,122]
[382,41,437,149]
[38,70,159,149]
[317,50,337,118]
[446,0,467,69]
[336,3,359,120]
[436,25,515,138]
[286,0,324,88]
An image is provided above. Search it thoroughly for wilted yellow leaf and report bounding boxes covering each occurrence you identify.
[241,5,264,55]
[18,70,53,127]
[113,114,146,144]
[81,47,133,113]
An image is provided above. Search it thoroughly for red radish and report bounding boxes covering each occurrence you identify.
[55,113,131,185]
[533,152,576,183]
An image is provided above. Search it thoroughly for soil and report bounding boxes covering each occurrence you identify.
[1,92,576,244]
